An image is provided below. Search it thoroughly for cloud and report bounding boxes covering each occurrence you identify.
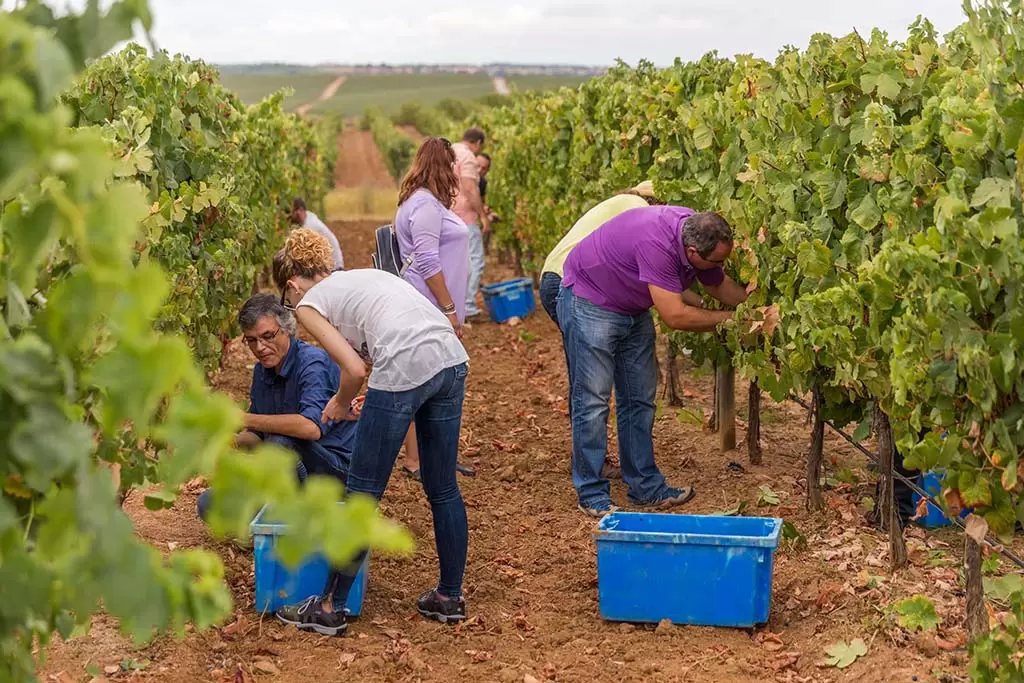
[137,0,968,66]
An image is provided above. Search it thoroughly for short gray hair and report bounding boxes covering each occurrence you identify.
[238,293,297,337]
[681,212,733,258]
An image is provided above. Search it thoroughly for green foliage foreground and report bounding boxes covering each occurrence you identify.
[0,3,410,681]
[474,1,1024,677]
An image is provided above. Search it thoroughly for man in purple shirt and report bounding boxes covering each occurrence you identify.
[557,207,756,517]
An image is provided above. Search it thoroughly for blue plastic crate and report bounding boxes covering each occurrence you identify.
[249,504,369,616]
[480,277,536,323]
[594,512,781,627]
[912,471,971,528]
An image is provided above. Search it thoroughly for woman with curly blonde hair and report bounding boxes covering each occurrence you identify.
[271,228,470,635]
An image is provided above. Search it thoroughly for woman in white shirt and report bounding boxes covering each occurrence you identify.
[271,228,470,636]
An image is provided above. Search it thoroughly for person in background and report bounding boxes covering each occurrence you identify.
[197,293,355,522]
[272,229,470,635]
[291,197,344,271]
[394,137,476,481]
[557,208,778,517]
[476,152,490,202]
[476,153,498,254]
[451,128,488,319]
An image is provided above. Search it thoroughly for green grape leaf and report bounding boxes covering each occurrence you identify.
[894,595,940,632]
[823,638,868,669]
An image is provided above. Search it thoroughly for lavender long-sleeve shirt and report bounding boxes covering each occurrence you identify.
[395,188,471,323]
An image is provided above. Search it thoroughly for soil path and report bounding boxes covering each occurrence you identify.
[295,75,346,117]
[333,124,395,189]
[37,131,995,683]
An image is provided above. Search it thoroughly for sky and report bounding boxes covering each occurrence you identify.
[11,0,971,66]
[141,0,968,66]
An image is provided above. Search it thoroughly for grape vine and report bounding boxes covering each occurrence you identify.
[475,2,1024,674]
[0,4,409,681]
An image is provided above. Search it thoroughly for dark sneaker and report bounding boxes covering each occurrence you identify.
[628,486,695,509]
[275,595,348,636]
[578,500,620,518]
[416,588,466,624]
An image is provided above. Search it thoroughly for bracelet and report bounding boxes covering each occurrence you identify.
[441,303,456,315]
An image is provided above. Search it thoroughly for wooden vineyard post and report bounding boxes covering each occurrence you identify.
[965,514,988,639]
[747,379,762,465]
[965,535,986,638]
[716,361,736,452]
[873,405,907,570]
[806,385,825,510]
[665,341,683,407]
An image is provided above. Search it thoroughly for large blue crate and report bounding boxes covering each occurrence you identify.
[594,512,781,627]
[912,471,971,528]
[480,277,536,323]
[250,504,368,616]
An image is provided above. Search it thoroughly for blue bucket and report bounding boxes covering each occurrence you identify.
[480,278,536,323]
[250,504,369,616]
[594,512,781,627]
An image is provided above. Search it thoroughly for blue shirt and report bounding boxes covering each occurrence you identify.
[248,339,356,456]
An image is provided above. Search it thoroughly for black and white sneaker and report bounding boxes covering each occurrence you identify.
[416,588,466,624]
[275,595,348,636]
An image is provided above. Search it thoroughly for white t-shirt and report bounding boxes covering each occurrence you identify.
[302,211,345,270]
[297,270,469,392]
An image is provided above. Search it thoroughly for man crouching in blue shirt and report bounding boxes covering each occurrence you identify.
[198,293,356,521]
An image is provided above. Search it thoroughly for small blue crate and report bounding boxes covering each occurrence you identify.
[250,504,369,616]
[912,470,971,528]
[480,277,536,323]
[594,512,781,628]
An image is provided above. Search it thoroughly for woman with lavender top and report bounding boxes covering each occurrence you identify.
[394,137,476,480]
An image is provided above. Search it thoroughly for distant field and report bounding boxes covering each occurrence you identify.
[311,73,495,116]
[218,72,338,108]
[507,74,590,91]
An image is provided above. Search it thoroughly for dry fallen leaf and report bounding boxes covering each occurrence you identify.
[965,513,988,543]
[338,653,356,665]
[767,651,801,671]
[252,660,280,676]
[465,649,494,663]
[524,675,541,683]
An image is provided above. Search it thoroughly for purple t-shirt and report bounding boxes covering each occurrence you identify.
[562,205,725,315]
[395,188,471,322]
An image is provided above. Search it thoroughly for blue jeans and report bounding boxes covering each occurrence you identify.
[324,363,469,608]
[541,272,572,419]
[197,434,348,521]
[539,272,561,327]
[465,224,485,316]
[557,286,668,508]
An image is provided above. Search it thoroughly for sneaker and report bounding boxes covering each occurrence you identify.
[275,595,348,636]
[578,500,620,518]
[628,486,695,509]
[416,588,466,624]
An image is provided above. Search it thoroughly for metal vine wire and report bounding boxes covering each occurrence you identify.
[786,394,1024,571]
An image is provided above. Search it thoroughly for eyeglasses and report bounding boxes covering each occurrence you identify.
[244,327,283,349]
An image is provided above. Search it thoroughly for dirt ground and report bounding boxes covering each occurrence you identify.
[39,128,1023,683]
[333,124,396,189]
